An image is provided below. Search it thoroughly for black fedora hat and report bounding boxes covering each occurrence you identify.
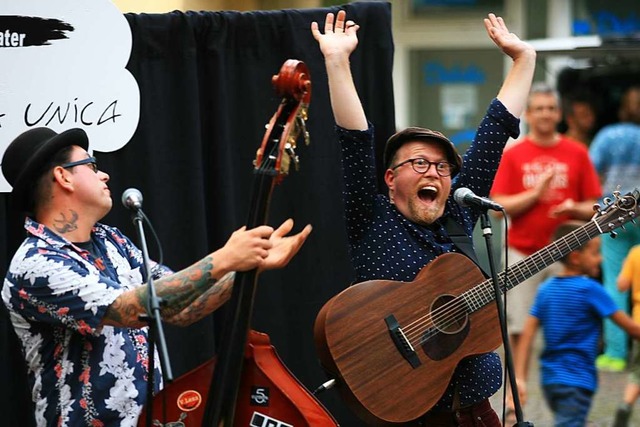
[2,127,89,211]
[383,127,463,177]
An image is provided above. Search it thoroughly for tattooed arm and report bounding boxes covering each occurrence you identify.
[102,256,235,328]
[165,271,237,326]
[101,219,311,328]
[101,223,273,328]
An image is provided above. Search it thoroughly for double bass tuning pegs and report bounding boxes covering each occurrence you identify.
[284,143,300,171]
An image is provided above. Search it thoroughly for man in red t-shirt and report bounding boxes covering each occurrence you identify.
[490,82,601,415]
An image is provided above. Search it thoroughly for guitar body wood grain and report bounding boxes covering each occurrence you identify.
[314,253,500,425]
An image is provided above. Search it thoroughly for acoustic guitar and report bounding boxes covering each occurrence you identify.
[314,189,639,425]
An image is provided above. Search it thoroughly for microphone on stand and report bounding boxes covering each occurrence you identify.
[120,186,174,415]
[122,188,144,211]
[453,187,503,212]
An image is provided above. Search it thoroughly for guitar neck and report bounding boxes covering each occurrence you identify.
[462,219,602,312]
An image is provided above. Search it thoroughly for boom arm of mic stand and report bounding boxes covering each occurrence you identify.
[131,209,173,427]
[479,211,533,427]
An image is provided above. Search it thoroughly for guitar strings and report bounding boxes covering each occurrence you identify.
[400,223,602,347]
[401,267,507,339]
[402,248,567,345]
[401,279,491,344]
[402,281,491,345]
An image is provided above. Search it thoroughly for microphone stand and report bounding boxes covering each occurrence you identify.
[479,210,532,427]
[130,208,173,427]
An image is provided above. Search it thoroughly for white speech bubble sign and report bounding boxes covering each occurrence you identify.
[0,0,139,192]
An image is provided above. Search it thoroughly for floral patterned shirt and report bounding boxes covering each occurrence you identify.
[2,217,172,427]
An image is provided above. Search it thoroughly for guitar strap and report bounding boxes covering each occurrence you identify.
[444,217,490,278]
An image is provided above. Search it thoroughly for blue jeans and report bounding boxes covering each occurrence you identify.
[542,384,593,427]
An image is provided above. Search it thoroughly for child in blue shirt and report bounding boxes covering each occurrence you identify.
[515,221,640,426]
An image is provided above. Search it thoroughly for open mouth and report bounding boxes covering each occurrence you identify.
[418,185,437,202]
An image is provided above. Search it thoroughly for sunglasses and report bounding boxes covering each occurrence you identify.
[61,156,98,173]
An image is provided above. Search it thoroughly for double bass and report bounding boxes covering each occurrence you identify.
[139,60,338,427]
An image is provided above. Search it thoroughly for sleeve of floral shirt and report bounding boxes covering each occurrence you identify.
[5,244,124,337]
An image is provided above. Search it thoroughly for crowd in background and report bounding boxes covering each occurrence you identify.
[496,83,640,426]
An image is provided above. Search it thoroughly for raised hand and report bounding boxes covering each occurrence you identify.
[484,13,535,61]
[488,13,536,117]
[311,10,360,60]
[311,10,368,130]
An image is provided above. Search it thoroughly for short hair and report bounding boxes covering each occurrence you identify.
[527,82,558,108]
[28,145,75,216]
[551,220,588,264]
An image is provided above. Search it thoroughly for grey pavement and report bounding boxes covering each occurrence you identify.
[490,340,639,427]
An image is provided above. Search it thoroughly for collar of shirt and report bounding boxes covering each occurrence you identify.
[24,217,109,252]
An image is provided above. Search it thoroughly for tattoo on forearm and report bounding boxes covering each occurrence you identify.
[138,255,217,319]
[52,210,79,234]
[170,272,235,325]
[103,256,234,328]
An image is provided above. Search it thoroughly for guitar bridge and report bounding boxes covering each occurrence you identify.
[385,315,421,368]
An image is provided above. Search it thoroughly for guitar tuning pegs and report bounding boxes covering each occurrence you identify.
[613,190,621,199]
[610,230,618,238]
[592,203,601,212]
[604,197,612,205]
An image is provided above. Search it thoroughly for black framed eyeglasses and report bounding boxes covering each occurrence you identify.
[61,156,98,173]
[391,158,455,177]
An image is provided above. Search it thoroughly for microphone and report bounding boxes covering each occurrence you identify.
[122,188,144,210]
[453,187,503,212]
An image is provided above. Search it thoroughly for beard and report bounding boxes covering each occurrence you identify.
[406,196,444,226]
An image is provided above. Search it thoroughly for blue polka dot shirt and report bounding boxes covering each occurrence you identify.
[336,98,520,410]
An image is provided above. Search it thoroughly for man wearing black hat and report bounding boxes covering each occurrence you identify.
[1,127,311,426]
[312,11,536,426]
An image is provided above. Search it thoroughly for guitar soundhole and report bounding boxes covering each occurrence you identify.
[420,294,470,361]
[431,294,467,334]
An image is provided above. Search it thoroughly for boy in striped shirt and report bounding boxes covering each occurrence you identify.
[515,221,640,426]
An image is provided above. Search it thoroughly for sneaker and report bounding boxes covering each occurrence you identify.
[596,354,610,369]
[596,355,626,372]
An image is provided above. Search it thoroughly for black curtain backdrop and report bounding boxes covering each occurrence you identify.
[0,2,394,426]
